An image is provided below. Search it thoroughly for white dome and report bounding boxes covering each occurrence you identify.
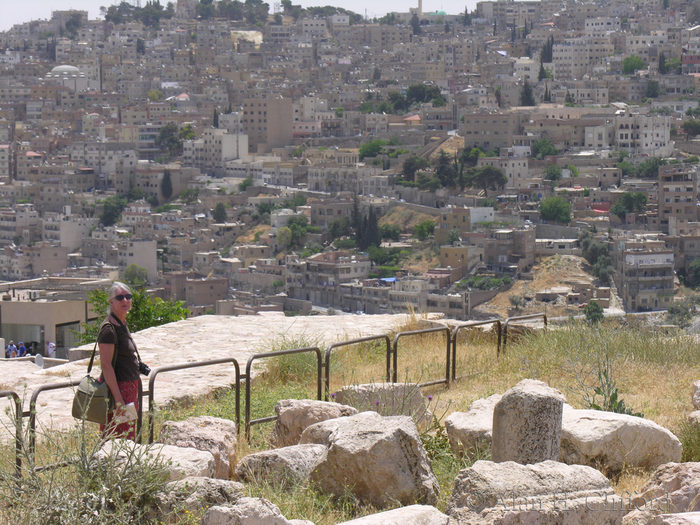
[48,65,81,76]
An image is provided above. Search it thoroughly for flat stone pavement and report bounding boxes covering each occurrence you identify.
[0,313,418,439]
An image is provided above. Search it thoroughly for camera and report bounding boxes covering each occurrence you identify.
[138,361,151,376]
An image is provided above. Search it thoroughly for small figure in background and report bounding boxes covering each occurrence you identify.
[6,340,17,358]
[47,342,56,358]
[17,342,27,357]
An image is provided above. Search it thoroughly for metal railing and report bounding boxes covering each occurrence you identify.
[392,326,452,387]
[502,313,548,353]
[146,358,242,444]
[27,380,81,457]
[451,319,502,380]
[3,314,553,471]
[244,347,322,440]
[324,335,392,401]
[0,391,22,478]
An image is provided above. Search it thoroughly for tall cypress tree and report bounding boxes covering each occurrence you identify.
[358,214,369,250]
[161,169,173,200]
[213,109,219,128]
[351,194,361,234]
[367,206,381,248]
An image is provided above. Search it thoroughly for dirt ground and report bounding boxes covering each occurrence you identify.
[473,255,599,319]
[430,135,464,159]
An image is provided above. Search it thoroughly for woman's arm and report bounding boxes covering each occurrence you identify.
[99,342,126,407]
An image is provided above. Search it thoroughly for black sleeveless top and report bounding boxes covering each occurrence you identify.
[97,315,139,382]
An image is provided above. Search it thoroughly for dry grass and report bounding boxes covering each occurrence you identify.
[9,315,693,523]
[324,316,697,497]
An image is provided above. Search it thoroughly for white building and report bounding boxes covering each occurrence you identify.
[183,129,249,177]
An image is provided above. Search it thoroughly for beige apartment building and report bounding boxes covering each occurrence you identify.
[551,37,613,79]
[461,111,523,151]
[612,234,674,311]
[183,128,249,177]
[658,165,698,232]
[435,207,471,245]
[241,96,293,154]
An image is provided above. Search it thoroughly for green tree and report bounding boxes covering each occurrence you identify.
[538,63,547,81]
[212,202,228,223]
[658,53,668,75]
[359,139,386,160]
[682,120,700,139]
[179,188,199,204]
[237,0,269,24]
[147,89,165,102]
[459,146,484,169]
[468,165,508,197]
[584,300,604,323]
[161,170,173,200]
[329,216,352,239]
[544,163,562,181]
[410,13,421,35]
[276,226,292,248]
[519,80,536,106]
[666,57,682,75]
[540,35,554,63]
[156,122,183,157]
[213,109,219,128]
[239,176,254,192]
[335,107,344,119]
[581,236,609,266]
[434,150,457,188]
[380,223,401,241]
[610,191,648,220]
[179,123,195,141]
[645,80,660,98]
[64,12,83,38]
[685,258,700,288]
[136,38,146,54]
[287,215,309,246]
[414,220,435,240]
[100,195,127,226]
[351,194,362,235]
[447,229,461,244]
[623,55,646,75]
[539,196,571,223]
[358,207,381,250]
[124,263,149,286]
[77,287,189,344]
[531,138,557,158]
[402,155,430,182]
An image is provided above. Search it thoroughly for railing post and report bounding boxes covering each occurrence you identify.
[324,335,391,401]
[0,391,22,478]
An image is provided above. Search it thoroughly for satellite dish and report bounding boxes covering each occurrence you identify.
[35,354,44,369]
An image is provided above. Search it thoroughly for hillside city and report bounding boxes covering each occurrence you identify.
[0,0,697,356]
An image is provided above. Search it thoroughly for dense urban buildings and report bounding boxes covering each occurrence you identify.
[0,0,698,354]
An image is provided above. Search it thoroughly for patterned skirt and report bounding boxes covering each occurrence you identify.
[100,380,139,441]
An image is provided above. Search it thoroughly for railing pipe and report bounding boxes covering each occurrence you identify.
[392,326,451,387]
[502,313,548,353]
[146,357,241,443]
[450,319,502,379]
[324,335,391,400]
[245,347,321,440]
[0,391,22,478]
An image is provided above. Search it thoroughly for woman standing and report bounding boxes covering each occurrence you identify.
[98,282,140,440]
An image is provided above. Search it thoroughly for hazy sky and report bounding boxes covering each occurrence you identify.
[3,0,477,32]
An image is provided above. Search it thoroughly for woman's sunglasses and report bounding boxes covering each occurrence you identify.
[114,294,133,301]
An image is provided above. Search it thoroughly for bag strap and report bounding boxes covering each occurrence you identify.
[87,320,118,374]
[108,314,145,365]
